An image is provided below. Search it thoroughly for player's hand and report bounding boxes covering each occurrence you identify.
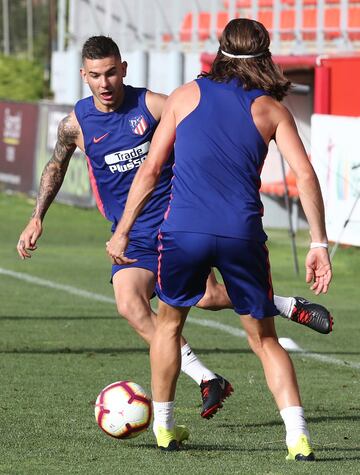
[305,248,332,295]
[16,218,42,260]
[106,233,137,265]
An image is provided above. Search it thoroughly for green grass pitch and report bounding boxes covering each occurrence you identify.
[0,192,359,475]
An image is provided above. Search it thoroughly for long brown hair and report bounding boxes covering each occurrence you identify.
[201,19,291,101]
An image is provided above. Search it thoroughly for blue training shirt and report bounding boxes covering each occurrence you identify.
[75,85,174,236]
[161,77,268,241]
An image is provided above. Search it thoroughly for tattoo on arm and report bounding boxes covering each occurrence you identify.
[32,115,79,219]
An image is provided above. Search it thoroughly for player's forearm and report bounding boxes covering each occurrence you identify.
[31,112,78,221]
[32,158,70,220]
[296,172,328,243]
[115,162,161,237]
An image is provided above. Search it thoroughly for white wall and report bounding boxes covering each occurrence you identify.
[123,51,148,88]
[51,50,82,105]
[148,51,183,95]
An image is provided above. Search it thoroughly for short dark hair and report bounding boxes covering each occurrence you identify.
[200,19,291,101]
[81,36,121,62]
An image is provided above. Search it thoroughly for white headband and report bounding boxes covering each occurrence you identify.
[221,50,266,59]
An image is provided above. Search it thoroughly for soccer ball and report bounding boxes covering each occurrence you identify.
[95,381,152,439]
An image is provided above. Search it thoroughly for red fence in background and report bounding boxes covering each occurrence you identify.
[0,102,38,193]
[180,2,360,42]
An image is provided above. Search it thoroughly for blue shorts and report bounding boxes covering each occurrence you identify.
[111,233,158,280]
[156,232,278,319]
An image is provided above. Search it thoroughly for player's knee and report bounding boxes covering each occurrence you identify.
[247,333,277,357]
[247,334,261,355]
[116,298,133,320]
[247,333,266,355]
[197,283,231,310]
[162,318,182,337]
[196,290,216,309]
[157,312,183,338]
[116,299,151,329]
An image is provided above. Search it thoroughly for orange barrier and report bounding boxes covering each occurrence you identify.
[180,12,229,41]
[260,170,299,197]
[179,6,360,42]
[223,0,360,6]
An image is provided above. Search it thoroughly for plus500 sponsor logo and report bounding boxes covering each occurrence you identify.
[104,142,150,173]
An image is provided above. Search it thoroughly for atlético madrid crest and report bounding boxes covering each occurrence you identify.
[129,115,148,135]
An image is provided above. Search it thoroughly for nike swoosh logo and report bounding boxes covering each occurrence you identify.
[218,378,226,390]
[93,132,109,143]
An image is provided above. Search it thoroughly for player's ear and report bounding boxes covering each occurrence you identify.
[122,61,128,78]
[80,68,88,84]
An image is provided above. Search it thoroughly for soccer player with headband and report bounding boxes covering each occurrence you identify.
[114,18,332,459]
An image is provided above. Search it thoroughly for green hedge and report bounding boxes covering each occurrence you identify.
[0,55,44,101]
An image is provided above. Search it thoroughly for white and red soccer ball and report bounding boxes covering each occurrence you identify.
[95,381,152,439]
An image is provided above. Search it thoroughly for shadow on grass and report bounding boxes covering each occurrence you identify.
[218,413,360,429]
[136,443,360,460]
[0,315,118,320]
[292,350,360,356]
[0,347,149,355]
[182,347,360,357]
[1,344,360,358]
[308,414,360,423]
[315,455,360,462]
[312,444,360,462]
[0,347,254,355]
[135,442,284,452]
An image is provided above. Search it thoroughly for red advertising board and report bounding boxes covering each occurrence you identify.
[320,56,360,117]
[0,101,39,193]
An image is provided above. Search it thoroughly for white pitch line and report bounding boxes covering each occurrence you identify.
[1,267,360,370]
[0,267,115,304]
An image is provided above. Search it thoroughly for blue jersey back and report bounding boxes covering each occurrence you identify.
[75,85,174,236]
[161,77,268,241]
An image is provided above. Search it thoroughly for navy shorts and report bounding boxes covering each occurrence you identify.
[156,231,278,319]
[111,233,159,280]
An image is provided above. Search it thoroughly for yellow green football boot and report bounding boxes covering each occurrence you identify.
[286,434,315,461]
[155,425,190,451]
